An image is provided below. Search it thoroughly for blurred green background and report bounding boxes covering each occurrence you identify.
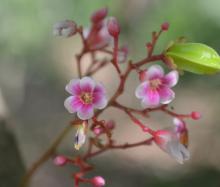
[0,0,220,187]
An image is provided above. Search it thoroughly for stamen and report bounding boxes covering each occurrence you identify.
[80,92,93,104]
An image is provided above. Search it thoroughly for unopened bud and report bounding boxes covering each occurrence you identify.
[161,22,169,31]
[191,111,201,120]
[139,70,147,82]
[106,120,115,129]
[117,46,128,63]
[93,127,103,135]
[91,8,108,23]
[53,20,77,37]
[107,17,120,38]
[54,155,68,166]
[91,176,105,187]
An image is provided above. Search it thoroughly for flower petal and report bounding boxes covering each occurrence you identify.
[77,104,94,120]
[168,141,190,164]
[146,65,164,80]
[64,96,82,113]
[93,93,108,109]
[93,83,106,95]
[80,77,95,92]
[163,70,179,87]
[65,79,81,95]
[159,86,175,104]
[141,89,160,108]
[135,81,149,99]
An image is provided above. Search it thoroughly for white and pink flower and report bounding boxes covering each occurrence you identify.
[154,130,190,164]
[135,65,179,108]
[153,118,190,164]
[64,77,108,120]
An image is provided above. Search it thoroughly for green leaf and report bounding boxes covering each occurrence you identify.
[165,43,220,74]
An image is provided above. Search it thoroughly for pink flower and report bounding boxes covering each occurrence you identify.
[64,77,108,120]
[173,118,188,148]
[135,65,179,108]
[154,130,190,164]
[153,118,190,164]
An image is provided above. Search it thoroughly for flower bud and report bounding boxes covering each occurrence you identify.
[191,111,201,120]
[91,8,108,23]
[107,17,120,38]
[53,20,77,37]
[91,176,105,187]
[161,22,169,31]
[106,120,115,129]
[93,127,103,135]
[117,46,128,63]
[139,70,147,82]
[74,121,88,150]
[54,155,68,166]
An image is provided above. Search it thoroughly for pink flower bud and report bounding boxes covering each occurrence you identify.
[91,8,108,23]
[117,46,129,63]
[146,42,153,51]
[54,155,68,166]
[139,70,147,82]
[93,127,103,135]
[161,22,169,31]
[106,120,115,129]
[91,176,105,187]
[107,17,120,38]
[191,111,201,120]
[53,20,77,37]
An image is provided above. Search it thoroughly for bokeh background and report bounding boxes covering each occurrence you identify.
[0,0,220,186]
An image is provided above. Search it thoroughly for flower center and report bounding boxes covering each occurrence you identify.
[150,79,161,90]
[80,92,93,104]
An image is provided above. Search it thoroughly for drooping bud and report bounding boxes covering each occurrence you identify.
[53,20,77,37]
[53,155,68,166]
[74,121,88,150]
[161,22,169,31]
[91,8,108,23]
[191,111,201,120]
[91,176,106,187]
[154,130,190,164]
[107,17,120,38]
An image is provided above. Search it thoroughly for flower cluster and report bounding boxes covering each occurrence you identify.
[35,7,213,187]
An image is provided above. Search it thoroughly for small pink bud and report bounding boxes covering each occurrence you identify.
[91,176,105,187]
[161,22,169,31]
[139,70,147,82]
[91,8,108,23]
[106,120,115,129]
[117,46,129,63]
[191,111,201,120]
[93,127,103,135]
[146,42,153,51]
[54,155,68,166]
[107,17,120,38]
